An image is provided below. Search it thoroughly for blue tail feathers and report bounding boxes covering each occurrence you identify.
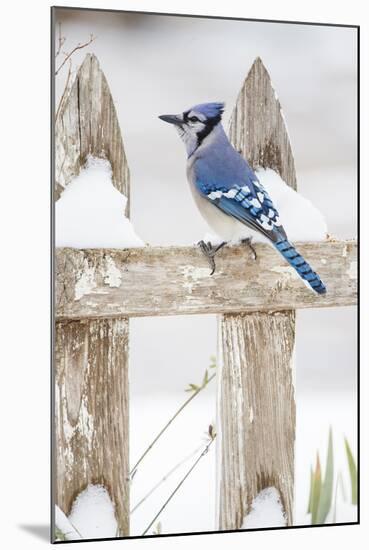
[274,240,326,295]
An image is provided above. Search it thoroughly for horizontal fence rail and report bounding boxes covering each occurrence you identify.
[56,240,357,319]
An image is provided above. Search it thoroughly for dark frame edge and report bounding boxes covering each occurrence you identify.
[356,23,360,526]
[51,4,56,545]
[51,5,359,29]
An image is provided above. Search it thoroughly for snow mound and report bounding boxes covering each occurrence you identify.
[201,169,327,245]
[55,505,82,540]
[68,484,118,539]
[254,168,327,242]
[241,487,287,529]
[56,157,145,248]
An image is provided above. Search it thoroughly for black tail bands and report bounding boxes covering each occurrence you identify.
[274,239,327,295]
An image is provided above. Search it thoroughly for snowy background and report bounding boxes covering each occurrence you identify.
[55,9,357,536]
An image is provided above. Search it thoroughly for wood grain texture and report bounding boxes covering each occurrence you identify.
[218,312,296,528]
[229,57,297,190]
[55,319,129,536]
[54,54,131,537]
[55,53,130,211]
[55,240,357,319]
[218,57,299,530]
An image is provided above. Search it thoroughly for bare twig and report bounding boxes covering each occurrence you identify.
[55,58,72,120]
[141,427,216,536]
[55,22,66,58]
[129,368,216,479]
[55,34,96,75]
[55,28,98,118]
[130,444,203,514]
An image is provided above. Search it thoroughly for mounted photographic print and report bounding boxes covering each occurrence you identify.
[52,7,359,543]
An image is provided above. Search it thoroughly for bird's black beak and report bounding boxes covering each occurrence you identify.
[158,114,183,126]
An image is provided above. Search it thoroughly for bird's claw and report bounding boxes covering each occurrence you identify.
[241,238,257,260]
[197,240,226,275]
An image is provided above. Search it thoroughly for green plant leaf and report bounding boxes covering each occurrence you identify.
[307,466,314,514]
[54,528,67,541]
[344,437,357,505]
[311,453,322,524]
[209,355,217,368]
[316,428,334,524]
[185,383,199,393]
[333,471,347,523]
[339,468,348,502]
[202,370,209,387]
[152,521,162,535]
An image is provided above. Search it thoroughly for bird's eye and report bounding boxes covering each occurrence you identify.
[189,116,199,122]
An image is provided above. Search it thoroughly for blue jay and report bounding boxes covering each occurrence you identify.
[159,102,326,294]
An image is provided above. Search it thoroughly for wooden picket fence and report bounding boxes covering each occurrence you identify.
[53,53,357,537]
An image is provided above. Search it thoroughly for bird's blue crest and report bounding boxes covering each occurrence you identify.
[190,102,225,119]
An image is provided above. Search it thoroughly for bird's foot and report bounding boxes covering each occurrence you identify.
[197,240,226,275]
[241,238,257,260]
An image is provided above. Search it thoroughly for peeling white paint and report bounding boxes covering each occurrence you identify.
[75,261,96,300]
[347,261,357,280]
[189,266,212,280]
[271,265,301,293]
[59,382,75,451]
[249,406,254,423]
[60,384,94,456]
[181,265,211,293]
[302,278,316,294]
[104,257,122,288]
[342,245,348,257]
[79,398,95,449]
[320,258,327,265]
[271,265,300,280]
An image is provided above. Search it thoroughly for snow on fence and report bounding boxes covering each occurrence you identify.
[53,54,357,536]
[54,54,130,537]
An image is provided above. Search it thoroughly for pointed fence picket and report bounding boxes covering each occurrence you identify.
[54,54,130,537]
[217,57,297,529]
[53,54,357,538]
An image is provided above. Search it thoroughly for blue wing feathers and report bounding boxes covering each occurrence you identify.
[195,153,287,243]
[193,146,326,295]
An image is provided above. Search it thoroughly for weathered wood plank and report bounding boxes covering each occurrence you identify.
[229,57,297,190]
[55,240,357,319]
[55,53,130,210]
[55,319,129,535]
[54,53,131,537]
[218,57,297,530]
[218,311,296,528]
